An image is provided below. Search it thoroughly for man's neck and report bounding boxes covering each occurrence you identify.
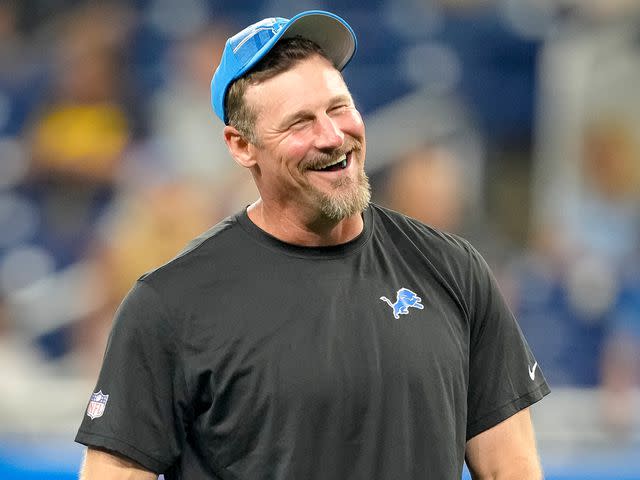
[246,200,364,247]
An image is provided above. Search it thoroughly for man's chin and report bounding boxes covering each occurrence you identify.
[316,176,371,221]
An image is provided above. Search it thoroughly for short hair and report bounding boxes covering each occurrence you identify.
[225,36,331,144]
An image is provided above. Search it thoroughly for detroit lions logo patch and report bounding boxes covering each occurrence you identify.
[380,288,424,319]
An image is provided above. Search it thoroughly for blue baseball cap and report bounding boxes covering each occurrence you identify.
[211,10,357,124]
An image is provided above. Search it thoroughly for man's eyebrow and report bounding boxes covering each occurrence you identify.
[279,109,314,129]
[278,94,354,129]
[330,94,353,106]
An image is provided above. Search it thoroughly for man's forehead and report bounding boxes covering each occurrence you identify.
[244,56,351,112]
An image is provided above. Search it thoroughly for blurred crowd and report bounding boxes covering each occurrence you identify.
[0,0,638,448]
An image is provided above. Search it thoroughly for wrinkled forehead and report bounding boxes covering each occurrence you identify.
[244,56,352,125]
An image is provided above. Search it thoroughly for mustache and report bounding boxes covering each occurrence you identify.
[301,139,364,171]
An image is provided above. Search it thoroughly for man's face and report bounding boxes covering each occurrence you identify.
[243,55,369,221]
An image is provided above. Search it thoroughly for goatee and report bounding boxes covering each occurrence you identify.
[317,168,371,221]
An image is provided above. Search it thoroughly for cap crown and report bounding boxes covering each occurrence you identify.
[210,11,357,124]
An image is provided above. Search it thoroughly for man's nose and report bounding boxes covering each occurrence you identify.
[313,114,344,150]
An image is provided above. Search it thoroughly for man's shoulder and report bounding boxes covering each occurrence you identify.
[138,212,246,290]
[370,203,473,257]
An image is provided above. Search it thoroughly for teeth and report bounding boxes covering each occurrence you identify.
[312,153,349,171]
[326,154,347,168]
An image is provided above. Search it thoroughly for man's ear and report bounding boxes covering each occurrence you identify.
[224,125,257,168]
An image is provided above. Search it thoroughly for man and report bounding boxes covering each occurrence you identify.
[77,10,550,479]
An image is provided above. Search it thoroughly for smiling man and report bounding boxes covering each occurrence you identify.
[222,31,370,244]
[76,11,549,480]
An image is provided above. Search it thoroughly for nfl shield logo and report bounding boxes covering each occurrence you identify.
[87,390,109,419]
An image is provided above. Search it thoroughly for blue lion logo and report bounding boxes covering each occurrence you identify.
[380,288,424,319]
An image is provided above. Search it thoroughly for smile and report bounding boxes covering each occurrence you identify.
[310,152,351,172]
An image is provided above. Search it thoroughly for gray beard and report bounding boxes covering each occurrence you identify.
[316,169,371,221]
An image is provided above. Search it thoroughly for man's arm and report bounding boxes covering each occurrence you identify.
[465,408,543,480]
[79,447,158,480]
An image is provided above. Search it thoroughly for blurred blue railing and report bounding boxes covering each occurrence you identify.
[1,439,639,480]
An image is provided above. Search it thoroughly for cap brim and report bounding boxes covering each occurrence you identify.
[280,10,357,70]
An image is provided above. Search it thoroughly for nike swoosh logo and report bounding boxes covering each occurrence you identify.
[528,361,538,380]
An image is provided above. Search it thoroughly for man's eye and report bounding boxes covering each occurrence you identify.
[289,118,312,130]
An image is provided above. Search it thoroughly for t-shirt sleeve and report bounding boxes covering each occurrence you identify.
[75,280,190,473]
[464,243,550,440]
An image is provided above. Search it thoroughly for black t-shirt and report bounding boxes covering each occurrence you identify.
[76,204,549,479]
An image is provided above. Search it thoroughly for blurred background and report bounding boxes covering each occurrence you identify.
[0,0,639,478]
